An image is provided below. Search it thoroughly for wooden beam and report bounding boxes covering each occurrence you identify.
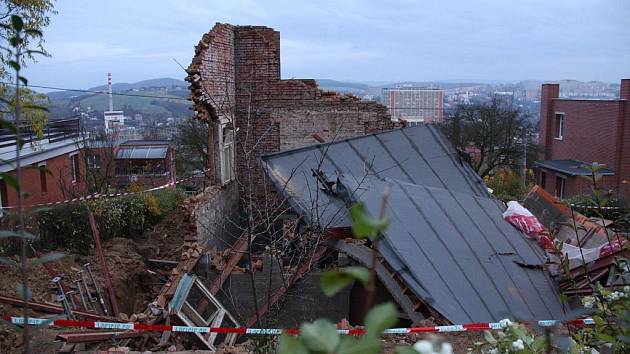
[209,230,253,295]
[88,210,119,316]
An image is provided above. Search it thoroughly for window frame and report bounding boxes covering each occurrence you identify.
[218,120,235,186]
[554,112,564,140]
[70,153,79,184]
[540,170,547,190]
[87,154,101,169]
[554,174,566,199]
[0,178,7,211]
[38,162,47,194]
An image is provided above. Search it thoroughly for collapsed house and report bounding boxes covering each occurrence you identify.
[138,23,571,347]
[5,23,608,352]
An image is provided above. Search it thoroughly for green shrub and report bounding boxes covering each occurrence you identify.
[33,188,185,255]
[35,204,92,254]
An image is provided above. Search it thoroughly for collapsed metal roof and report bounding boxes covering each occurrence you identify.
[259,125,566,323]
[341,175,564,323]
[260,125,489,229]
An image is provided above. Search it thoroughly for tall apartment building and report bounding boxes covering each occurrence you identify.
[536,79,630,199]
[382,87,444,125]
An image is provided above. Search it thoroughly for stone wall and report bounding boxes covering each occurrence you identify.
[182,183,241,250]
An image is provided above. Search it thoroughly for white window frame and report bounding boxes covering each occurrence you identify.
[555,174,566,200]
[69,152,79,184]
[554,112,564,140]
[87,154,100,169]
[218,120,235,186]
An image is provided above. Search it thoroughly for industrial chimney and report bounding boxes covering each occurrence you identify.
[108,72,113,111]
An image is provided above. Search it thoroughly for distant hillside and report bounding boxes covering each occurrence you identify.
[47,78,190,119]
[88,78,187,92]
[47,78,187,101]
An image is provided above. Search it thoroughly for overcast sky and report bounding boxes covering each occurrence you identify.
[25,0,630,89]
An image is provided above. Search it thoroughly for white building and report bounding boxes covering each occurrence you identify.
[104,110,125,132]
[382,87,444,125]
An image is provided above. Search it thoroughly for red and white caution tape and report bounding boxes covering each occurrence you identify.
[5,317,595,335]
[2,170,208,210]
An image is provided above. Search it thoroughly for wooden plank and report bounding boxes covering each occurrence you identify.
[209,230,253,295]
[87,210,119,316]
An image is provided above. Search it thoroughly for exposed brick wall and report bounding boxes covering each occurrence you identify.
[538,79,630,197]
[187,23,397,204]
[549,100,622,165]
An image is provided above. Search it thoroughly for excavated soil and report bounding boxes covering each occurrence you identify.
[0,206,190,353]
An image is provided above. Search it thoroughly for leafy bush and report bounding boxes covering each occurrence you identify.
[35,204,92,254]
[484,169,532,201]
[34,188,185,255]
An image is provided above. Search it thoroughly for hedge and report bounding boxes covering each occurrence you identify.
[34,188,185,255]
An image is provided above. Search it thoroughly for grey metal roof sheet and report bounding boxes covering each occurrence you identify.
[259,125,565,323]
[535,159,614,176]
[260,125,489,228]
[342,175,565,323]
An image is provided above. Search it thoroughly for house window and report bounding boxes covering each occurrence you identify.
[70,154,79,183]
[0,179,7,210]
[554,113,564,140]
[39,164,47,194]
[220,124,235,185]
[87,154,100,169]
[555,175,565,199]
[540,170,546,189]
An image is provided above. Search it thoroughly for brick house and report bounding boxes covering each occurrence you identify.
[537,79,630,198]
[0,118,86,209]
[186,23,397,202]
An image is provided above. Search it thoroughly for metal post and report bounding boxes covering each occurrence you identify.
[66,290,77,310]
[75,278,90,312]
[52,276,75,320]
[85,262,108,316]
[81,268,96,303]
[521,130,528,190]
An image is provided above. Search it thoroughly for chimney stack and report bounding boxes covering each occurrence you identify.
[107,72,113,111]
[620,79,630,101]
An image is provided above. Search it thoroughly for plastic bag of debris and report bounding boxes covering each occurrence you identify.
[503,201,553,249]
[561,239,625,267]
[503,201,545,237]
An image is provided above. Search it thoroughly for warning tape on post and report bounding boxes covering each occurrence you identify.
[5,317,595,335]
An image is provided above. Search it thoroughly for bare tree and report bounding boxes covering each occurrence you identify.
[76,130,118,194]
[441,98,537,178]
[172,117,209,176]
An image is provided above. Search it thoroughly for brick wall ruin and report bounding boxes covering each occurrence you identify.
[187,23,396,200]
